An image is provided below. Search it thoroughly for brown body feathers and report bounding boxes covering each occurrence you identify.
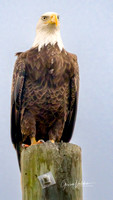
[11,43,79,166]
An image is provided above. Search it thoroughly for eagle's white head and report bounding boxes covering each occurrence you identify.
[32,12,64,51]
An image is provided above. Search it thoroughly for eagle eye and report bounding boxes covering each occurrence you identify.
[57,15,60,20]
[41,16,48,21]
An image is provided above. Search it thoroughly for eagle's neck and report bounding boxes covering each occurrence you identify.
[32,28,64,51]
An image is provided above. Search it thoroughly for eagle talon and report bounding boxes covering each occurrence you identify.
[37,139,45,144]
[50,139,55,143]
[22,144,29,148]
[31,137,45,145]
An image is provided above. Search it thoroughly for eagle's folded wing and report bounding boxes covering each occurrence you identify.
[11,54,26,149]
[61,57,79,142]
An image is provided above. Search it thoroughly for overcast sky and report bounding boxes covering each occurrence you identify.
[0,0,113,200]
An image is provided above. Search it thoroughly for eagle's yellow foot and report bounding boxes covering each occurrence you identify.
[50,139,55,143]
[31,137,45,145]
[37,139,45,144]
[31,137,37,145]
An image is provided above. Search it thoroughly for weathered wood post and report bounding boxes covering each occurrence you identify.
[21,142,83,200]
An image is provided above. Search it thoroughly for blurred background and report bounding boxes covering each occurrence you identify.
[0,0,113,199]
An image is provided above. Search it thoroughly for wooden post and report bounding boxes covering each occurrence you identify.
[21,142,83,200]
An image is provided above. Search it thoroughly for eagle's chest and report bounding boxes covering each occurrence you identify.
[23,52,70,117]
[27,56,68,86]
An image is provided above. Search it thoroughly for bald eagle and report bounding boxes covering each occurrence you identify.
[11,12,79,167]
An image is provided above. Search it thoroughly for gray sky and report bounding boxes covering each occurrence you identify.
[0,0,113,199]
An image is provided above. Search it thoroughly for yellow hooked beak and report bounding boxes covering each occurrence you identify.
[46,14,58,26]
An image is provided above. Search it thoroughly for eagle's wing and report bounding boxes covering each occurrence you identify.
[61,55,79,142]
[11,53,26,166]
